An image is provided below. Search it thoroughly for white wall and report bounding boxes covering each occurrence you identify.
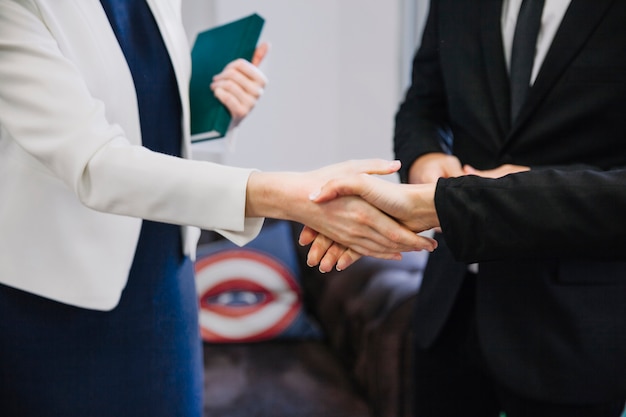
[182,0,428,172]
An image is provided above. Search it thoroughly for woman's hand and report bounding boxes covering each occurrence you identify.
[298,227,362,272]
[211,42,269,124]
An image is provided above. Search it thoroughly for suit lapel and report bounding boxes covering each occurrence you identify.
[509,0,616,135]
[480,0,511,137]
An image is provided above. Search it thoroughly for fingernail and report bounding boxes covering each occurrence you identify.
[309,189,320,200]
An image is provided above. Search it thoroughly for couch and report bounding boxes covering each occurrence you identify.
[195,220,427,417]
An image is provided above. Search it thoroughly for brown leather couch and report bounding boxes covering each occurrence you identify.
[199,221,426,417]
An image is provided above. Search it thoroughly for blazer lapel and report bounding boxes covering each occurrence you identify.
[480,0,511,138]
[509,0,616,134]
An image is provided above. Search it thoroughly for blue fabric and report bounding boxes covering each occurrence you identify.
[0,2,202,416]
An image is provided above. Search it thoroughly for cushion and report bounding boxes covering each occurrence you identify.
[195,221,323,343]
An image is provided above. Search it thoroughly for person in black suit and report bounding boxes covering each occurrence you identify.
[303,0,626,415]
[397,0,626,415]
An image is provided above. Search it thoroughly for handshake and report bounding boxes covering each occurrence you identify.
[245,159,441,274]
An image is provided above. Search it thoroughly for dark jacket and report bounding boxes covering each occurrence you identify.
[395,0,626,403]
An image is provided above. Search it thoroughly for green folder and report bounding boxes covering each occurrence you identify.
[190,13,265,142]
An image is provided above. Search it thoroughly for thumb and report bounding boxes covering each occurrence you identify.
[252,42,270,67]
[309,174,368,203]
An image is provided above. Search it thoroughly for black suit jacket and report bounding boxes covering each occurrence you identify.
[394,0,626,403]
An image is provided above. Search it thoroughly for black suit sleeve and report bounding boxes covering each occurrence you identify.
[394,0,451,183]
[435,168,626,262]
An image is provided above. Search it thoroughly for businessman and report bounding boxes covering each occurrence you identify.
[392,0,626,415]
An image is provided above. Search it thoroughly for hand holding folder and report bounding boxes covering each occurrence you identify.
[190,13,265,143]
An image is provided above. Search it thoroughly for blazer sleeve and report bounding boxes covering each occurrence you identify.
[394,0,452,183]
[435,168,626,262]
[0,1,262,244]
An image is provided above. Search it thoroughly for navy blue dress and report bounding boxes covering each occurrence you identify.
[0,2,203,416]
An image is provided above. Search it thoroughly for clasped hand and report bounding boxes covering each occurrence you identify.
[301,153,530,272]
[245,159,438,273]
[300,173,439,272]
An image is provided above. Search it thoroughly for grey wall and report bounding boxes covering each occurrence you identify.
[183,0,429,172]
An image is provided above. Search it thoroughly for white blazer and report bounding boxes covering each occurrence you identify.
[0,0,263,310]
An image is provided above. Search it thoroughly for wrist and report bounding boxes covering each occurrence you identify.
[246,171,285,219]
[411,183,440,230]
[245,171,307,221]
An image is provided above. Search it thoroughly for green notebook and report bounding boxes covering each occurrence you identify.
[190,13,265,142]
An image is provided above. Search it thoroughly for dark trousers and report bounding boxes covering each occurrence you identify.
[411,273,625,417]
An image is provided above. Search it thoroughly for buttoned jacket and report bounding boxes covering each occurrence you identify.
[395,0,626,403]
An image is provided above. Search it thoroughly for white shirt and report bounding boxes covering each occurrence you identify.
[501,0,572,84]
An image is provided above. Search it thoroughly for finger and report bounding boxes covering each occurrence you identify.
[335,248,363,271]
[341,206,439,254]
[318,242,349,273]
[346,233,437,260]
[328,220,429,255]
[347,229,437,256]
[306,234,334,268]
[345,159,401,176]
[211,80,263,115]
[215,59,268,88]
[463,164,477,174]
[213,83,255,120]
[298,225,318,246]
[311,196,414,252]
[251,42,270,66]
[212,67,265,99]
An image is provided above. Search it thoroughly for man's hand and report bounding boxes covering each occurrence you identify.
[408,152,464,184]
[211,42,269,124]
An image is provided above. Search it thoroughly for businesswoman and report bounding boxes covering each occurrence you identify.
[0,1,433,416]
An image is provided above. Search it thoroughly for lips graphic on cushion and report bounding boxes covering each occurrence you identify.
[195,249,301,342]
